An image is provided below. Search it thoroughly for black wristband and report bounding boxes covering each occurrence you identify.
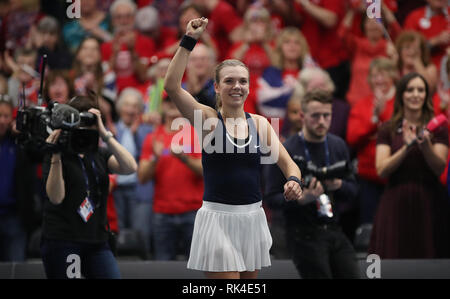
[180,35,197,51]
[287,176,303,187]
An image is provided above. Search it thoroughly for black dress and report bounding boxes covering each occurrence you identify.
[368,122,450,258]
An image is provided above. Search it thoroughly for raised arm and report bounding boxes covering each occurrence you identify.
[164,17,217,125]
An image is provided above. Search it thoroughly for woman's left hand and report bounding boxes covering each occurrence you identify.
[283,180,303,202]
[88,108,107,137]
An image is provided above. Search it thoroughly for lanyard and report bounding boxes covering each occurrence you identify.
[78,155,100,207]
[299,132,330,166]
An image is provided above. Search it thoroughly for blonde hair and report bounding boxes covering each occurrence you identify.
[273,27,309,70]
[395,30,431,70]
[214,59,249,110]
[368,57,399,87]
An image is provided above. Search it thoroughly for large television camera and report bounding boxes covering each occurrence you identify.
[15,55,99,154]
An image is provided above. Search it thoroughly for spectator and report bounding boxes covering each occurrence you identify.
[138,96,204,261]
[396,30,438,92]
[1,0,40,54]
[0,96,27,261]
[101,0,156,93]
[6,48,39,107]
[62,0,112,54]
[28,16,73,70]
[298,67,350,140]
[227,5,275,84]
[42,70,74,104]
[369,72,450,258]
[293,0,349,99]
[152,0,185,30]
[41,94,137,278]
[72,37,117,129]
[403,0,450,70]
[339,4,401,106]
[113,87,153,254]
[264,90,359,278]
[184,43,217,109]
[346,57,399,225]
[280,83,304,141]
[191,0,243,61]
[135,5,178,55]
[161,2,218,60]
[254,27,314,126]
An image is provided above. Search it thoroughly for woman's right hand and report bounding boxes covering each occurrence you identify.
[46,129,61,144]
[186,17,208,40]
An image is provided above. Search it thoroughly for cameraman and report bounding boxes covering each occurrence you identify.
[264,90,359,279]
[41,95,137,279]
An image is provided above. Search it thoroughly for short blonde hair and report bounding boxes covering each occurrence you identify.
[273,27,309,70]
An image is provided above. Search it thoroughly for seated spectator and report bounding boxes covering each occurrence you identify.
[101,0,156,93]
[29,16,73,70]
[339,3,401,106]
[227,5,275,84]
[396,30,438,92]
[254,27,314,126]
[42,70,74,104]
[191,0,243,61]
[404,0,450,70]
[113,87,153,254]
[138,97,203,261]
[6,48,39,107]
[62,0,112,54]
[346,57,399,225]
[183,43,217,109]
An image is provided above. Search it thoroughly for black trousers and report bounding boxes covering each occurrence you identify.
[290,225,360,279]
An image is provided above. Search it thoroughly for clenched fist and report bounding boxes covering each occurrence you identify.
[186,17,208,40]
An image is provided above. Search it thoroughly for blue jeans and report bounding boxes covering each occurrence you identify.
[41,238,121,279]
[113,185,152,251]
[152,211,197,260]
[0,211,27,262]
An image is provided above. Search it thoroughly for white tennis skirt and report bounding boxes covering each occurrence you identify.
[187,200,272,272]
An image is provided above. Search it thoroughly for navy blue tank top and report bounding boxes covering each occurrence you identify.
[202,112,262,205]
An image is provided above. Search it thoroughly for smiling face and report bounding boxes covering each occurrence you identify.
[77,38,101,67]
[402,76,427,112]
[214,65,250,109]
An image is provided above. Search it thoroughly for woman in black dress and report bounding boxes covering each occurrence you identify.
[369,72,450,258]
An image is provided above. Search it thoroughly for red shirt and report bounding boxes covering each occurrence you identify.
[339,22,402,106]
[227,42,273,81]
[294,0,347,68]
[207,1,243,61]
[101,32,155,92]
[140,125,203,214]
[346,94,395,183]
[404,6,450,69]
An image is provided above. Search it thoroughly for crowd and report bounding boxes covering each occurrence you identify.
[0,0,450,277]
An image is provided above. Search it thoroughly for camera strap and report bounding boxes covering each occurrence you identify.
[78,155,101,209]
[298,132,330,167]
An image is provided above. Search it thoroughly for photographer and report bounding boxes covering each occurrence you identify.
[41,95,137,279]
[264,90,359,279]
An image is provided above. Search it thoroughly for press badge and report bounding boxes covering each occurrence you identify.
[78,197,94,223]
